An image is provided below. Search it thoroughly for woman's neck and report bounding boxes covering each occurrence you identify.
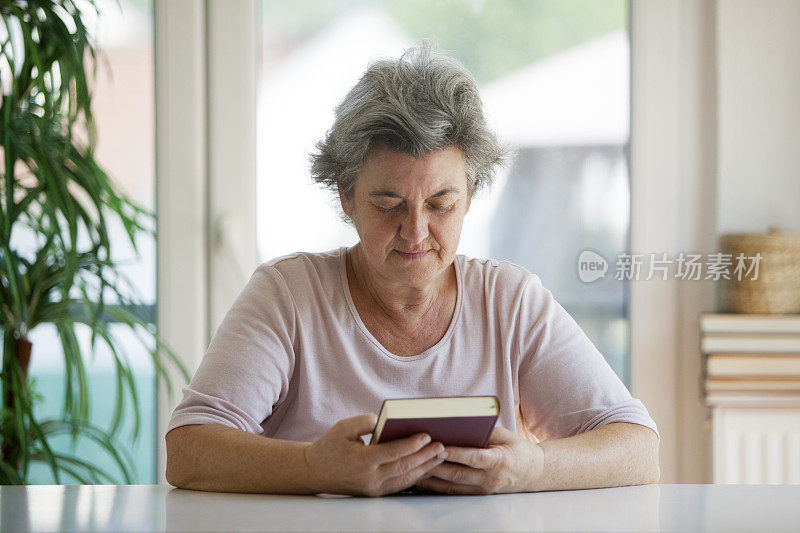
[347,244,454,324]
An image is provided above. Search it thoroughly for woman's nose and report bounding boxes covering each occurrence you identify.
[399,206,429,245]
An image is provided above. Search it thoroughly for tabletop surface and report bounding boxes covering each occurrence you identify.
[1,483,799,532]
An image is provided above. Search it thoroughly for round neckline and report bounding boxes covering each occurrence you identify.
[338,245,463,362]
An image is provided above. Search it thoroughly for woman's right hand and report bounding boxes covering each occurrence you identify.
[303,413,448,497]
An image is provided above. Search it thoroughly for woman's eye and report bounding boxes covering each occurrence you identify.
[373,203,454,214]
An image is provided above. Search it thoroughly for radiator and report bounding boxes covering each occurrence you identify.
[712,408,800,484]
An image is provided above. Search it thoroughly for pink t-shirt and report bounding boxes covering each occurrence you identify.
[167,246,659,444]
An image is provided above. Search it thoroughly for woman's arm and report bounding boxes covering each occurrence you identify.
[414,422,659,495]
[166,416,449,496]
[527,422,660,492]
[165,424,317,494]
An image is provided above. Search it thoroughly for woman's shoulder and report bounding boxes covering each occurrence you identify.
[243,247,347,311]
[456,253,541,291]
[456,254,548,327]
[257,247,344,284]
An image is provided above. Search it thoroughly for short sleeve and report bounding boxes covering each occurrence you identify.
[515,273,659,443]
[166,264,297,435]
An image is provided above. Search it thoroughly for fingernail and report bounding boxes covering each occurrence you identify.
[438,451,448,459]
[420,434,431,445]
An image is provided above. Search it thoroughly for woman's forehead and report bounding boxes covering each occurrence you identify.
[358,144,467,194]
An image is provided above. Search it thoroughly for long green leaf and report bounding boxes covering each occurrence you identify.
[20,389,61,484]
[30,452,93,485]
[39,419,134,483]
[57,321,90,429]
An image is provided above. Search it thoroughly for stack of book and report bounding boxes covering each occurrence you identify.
[701,314,800,407]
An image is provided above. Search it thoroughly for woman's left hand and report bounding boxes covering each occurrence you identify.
[414,427,544,495]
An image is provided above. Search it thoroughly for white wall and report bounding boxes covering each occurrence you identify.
[717,0,800,233]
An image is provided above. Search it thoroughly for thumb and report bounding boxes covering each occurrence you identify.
[336,413,378,440]
[487,426,519,445]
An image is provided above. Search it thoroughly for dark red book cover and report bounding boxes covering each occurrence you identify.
[371,415,498,447]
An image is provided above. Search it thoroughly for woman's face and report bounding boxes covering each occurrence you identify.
[340,142,471,290]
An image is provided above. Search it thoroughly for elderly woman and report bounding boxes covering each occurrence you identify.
[165,42,660,497]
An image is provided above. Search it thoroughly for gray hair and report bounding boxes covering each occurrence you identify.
[309,40,513,217]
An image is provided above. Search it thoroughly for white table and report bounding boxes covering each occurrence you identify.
[1,484,799,532]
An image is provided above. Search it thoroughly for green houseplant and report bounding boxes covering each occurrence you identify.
[0,0,188,483]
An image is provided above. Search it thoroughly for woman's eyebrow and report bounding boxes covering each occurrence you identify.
[368,187,460,199]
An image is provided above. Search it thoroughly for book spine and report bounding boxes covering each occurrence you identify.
[700,314,800,334]
[705,378,800,391]
[701,335,800,353]
[706,354,800,377]
[704,391,800,407]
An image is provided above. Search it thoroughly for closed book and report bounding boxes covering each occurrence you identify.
[700,313,800,334]
[369,396,500,447]
[704,352,800,358]
[705,378,800,391]
[701,334,800,353]
[706,354,800,377]
[705,390,800,407]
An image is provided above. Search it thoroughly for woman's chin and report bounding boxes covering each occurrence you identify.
[386,262,440,287]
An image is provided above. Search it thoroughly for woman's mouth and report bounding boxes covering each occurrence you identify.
[396,250,429,260]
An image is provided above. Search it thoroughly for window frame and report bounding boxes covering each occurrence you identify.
[154,0,257,483]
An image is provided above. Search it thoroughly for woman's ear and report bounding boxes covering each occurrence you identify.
[338,183,353,217]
